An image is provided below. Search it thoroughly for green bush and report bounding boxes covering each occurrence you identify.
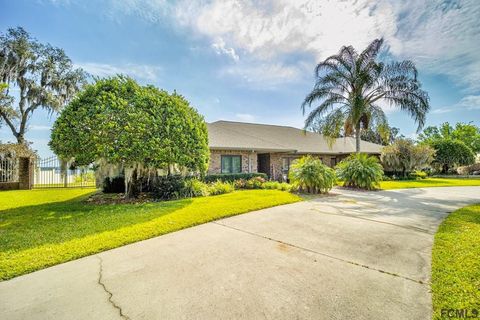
[263,181,280,189]
[409,170,427,180]
[336,153,383,190]
[151,175,186,200]
[288,155,336,194]
[208,180,234,195]
[204,172,267,183]
[263,181,292,191]
[103,176,125,193]
[182,179,209,197]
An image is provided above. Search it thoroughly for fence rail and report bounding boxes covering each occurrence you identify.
[33,156,96,188]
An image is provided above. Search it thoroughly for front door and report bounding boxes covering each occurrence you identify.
[257,153,270,177]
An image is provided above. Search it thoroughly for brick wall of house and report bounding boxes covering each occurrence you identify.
[269,153,348,180]
[208,150,258,175]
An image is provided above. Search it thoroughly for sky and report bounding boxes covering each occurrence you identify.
[1,0,480,158]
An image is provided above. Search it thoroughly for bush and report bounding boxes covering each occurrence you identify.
[263,181,280,189]
[208,180,234,195]
[409,170,427,179]
[204,172,267,183]
[288,155,336,194]
[103,176,125,193]
[263,181,293,191]
[182,179,209,198]
[457,163,480,175]
[244,176,266,189]
[336,153,383,190]
[151,175,186,200]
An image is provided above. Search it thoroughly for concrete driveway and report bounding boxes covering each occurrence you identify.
[1,187,479,320]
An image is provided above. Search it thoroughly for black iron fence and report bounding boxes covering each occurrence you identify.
[33,156,96,188]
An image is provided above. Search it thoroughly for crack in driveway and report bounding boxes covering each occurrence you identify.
[96,256,131,320]
[212,221,427,285]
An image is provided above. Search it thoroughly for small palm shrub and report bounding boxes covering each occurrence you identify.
[288,156,336,194]
[182,179,209,197]
[208,180,234,195]
[336,153,383,190]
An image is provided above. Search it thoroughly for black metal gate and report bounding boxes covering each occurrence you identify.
[33,156,96,188]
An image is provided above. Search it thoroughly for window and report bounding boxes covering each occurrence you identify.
[221,155,242,173]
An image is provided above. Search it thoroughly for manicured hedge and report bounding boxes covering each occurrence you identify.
[204,172,267,183]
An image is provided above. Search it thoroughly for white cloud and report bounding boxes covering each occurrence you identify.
[75,62,162,82]
[432,95,480,114]
[235,113,256,122]
[29,125,52,131]
[211,38,239,61]
[221,61,303,89]
[56,0,480,91]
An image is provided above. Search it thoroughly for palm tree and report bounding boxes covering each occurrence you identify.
[301,39,429,152]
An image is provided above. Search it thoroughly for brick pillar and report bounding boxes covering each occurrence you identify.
[18,157,33,190]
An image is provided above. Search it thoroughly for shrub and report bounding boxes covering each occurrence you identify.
[457,163,480,175]
[336,153,383,190]
[103,176,125,193]
[182,179,209,198]
[244,176,266,189]
[151,175,186,200]
[288,155,336,194]
[263,181,280,189]
[204,172,267,183]
[409,170,427,179]
[208,180,234,195]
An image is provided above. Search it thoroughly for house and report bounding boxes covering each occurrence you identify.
[207,120,383,180]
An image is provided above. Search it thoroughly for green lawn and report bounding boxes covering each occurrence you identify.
[379,178,480,190]
[0,188,300,280]
[431,204,480,319]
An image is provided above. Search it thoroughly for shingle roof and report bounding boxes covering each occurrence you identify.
[207,120,383,154]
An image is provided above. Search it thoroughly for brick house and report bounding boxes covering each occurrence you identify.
[207,121,383,180]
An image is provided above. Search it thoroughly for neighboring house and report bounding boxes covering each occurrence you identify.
[207,120,383,180]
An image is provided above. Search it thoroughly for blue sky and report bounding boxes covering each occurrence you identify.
[1,0,479,157]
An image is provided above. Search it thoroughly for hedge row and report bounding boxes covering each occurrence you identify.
[203,172,268,183]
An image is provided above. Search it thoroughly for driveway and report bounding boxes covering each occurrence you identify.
[1,187,479,320]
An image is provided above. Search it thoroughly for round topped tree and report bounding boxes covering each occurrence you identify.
[49,76,209,197]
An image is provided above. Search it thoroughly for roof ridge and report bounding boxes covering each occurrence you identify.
[211,120,301,131]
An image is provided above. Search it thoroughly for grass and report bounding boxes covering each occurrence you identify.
[379,178,480,190]
[431,204,480,319]
[0,188,301,280]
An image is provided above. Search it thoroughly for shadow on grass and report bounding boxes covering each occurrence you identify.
[0,194,192,252]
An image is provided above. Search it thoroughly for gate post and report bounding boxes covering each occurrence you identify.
[18,157,33,190]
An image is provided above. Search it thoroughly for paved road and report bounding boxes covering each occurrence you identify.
[1,187,479,320]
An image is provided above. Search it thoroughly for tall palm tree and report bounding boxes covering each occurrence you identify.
[301,39,429,152]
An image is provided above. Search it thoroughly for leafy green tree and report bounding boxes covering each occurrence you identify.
[429,139,475,173]
[288,155,336,194]
[418,122,480,153]
[302,39,429,152]
[336,153,384,190]
[381,138,435,177]
[50,76,209,197]
[0,27,86,144]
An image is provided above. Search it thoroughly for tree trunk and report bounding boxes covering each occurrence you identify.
[355,126,361,153]
[16,133,25,144]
